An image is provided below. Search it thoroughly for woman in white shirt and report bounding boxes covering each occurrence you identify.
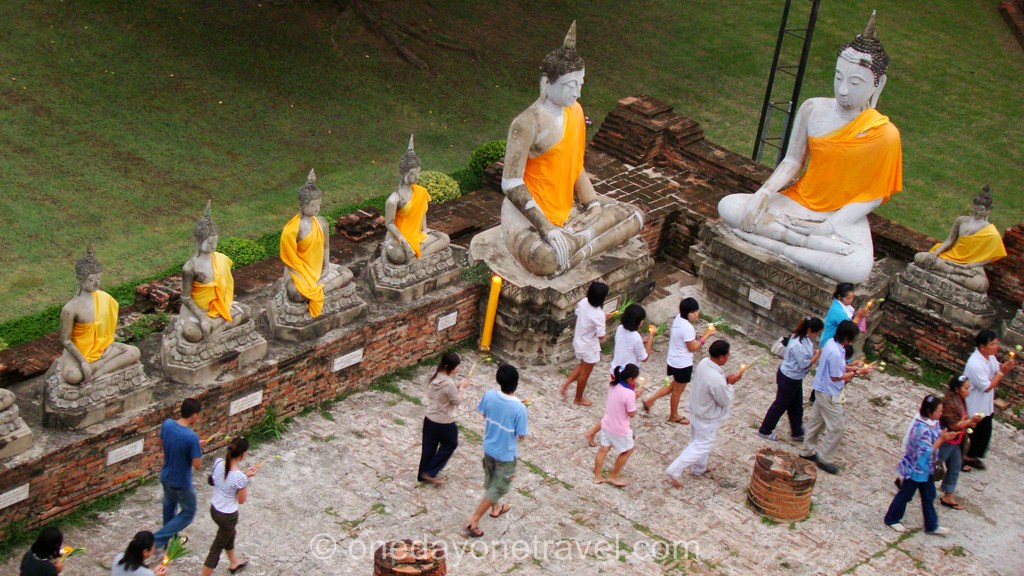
[642,298,707,424]
[560,282,610,406]
[585,304,653,446]
[201,437,257,576]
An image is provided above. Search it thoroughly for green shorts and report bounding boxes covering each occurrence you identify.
[482,454,517,503]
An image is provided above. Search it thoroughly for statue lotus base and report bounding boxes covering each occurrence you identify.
[0,406,32,459]
[267,276,367,342]
[469,227,654,365]
[368,246,465,304]
[43,362,154,430]
[691,222,891,347]
[891,264,997,329]
[160,316,268,385]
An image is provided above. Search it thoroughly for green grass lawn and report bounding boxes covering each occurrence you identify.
[0,0,1021,325]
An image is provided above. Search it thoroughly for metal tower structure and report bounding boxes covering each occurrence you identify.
[753,0,822,166]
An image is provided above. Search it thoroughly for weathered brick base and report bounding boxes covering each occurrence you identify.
[747,447,817,522]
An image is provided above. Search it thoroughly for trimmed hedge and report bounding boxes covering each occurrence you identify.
[419,171,461,204]
[468,140,506,178]
[218,237,268,269]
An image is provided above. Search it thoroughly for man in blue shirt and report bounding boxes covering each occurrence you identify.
[464,364,528,538]
[154,398,204,549]
[800,320,870,474]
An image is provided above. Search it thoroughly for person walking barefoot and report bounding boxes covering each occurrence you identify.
[593,364,641,487]
[560,282,610,406]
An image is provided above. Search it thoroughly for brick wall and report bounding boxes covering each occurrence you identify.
[988,224,1024,307]
[0,283,482,538]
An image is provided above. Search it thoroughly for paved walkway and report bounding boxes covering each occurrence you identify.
[4,279,1022,575]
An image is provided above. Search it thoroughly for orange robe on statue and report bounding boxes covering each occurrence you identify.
[524,101,585,227]
[394,184,430,258]
[784,108,902,213]
[931,223,1007,265]
[191,252,234,322]
[71,290,118,363]
[280,215,326,317]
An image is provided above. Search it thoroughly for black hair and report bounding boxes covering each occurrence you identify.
[834,320,860,345]
[794,316,824,340]
[181,397,202,419]
[224,437,250,480]
[948,374,970,393]
[708,339,730,358]
[832,282,855,300]
[920,394,943,418]
[433,352,461,379]
[974,329,998,348]
[496,364,519,394]
[844,344,855,362]
[31,526,63,559]
[586,282,609,308]
[620,304,646,332]
[613,363,640,384]
[117,531,155,571]
[679,297,700,318]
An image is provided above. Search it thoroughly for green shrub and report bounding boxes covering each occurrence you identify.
[218,237,268,268]
[324,193,389,221]
[418,171,461,204]
[449,167,482,195]
[255,231,281,257]
[0,305,62,348]
[468,140,506,178]
[0,337,7,352]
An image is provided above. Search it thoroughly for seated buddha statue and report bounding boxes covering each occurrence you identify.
[383,135,451,265]
[717,12,902,284]
[280,169,354,317]
[58,244,141,384]
[179,201,252,342]
[913,185,1007,293]
[500,21,643,277]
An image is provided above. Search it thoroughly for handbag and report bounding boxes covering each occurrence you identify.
[931,459,946,483]
[770,335,790,357]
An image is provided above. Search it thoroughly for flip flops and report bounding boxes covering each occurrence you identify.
[229,560,249,574]
[489,503,511,518]
[465,524,484,538]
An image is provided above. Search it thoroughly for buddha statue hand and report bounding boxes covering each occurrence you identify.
[777,214,834,238]
[80,361,94,383]
[546,228,578,273]
[741,189,772,233]
[567,201,602,233]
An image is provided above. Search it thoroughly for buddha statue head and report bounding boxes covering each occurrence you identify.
[836,11,890,110]
[193,199,220,254]
[973,184,993,219]
[75,242,102,293]
[398,134,421,185]
[540,21,585,108]
[298,168,323,217]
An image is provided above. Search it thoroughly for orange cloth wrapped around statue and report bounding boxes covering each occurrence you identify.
[191,252,234,322]
[71,290,119,363]
[280,214,326,316]
[523,101,585,227]
[394,184,430,258]
[931,223,1007,265]
[783,108,902,213]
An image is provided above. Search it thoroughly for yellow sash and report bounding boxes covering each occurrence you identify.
[71,290,118,363]
[524,101,585,227]
[395,184,430,258]
[191,252,234,322]
[784,108,902,212]
[280,214,325,317]
[932,223,1007,264]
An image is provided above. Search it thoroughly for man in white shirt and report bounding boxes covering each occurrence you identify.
[666,340,742,484]
[962,329,1015,470]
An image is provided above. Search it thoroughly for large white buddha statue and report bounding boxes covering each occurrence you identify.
[717,12,902,283]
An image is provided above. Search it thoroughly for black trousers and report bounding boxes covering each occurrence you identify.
[419,417,459,480]
[759,368,805,437]
[204,506,239,569]
[966,414,993,460]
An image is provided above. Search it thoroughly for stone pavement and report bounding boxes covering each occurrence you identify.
[4,276,1023,576]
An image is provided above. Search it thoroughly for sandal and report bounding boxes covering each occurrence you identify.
[940,499,964,510]
[961,465,973,473]
[489,503,511,518]
[669,417,690,425]
[228,560,249,574]
[464,524,484,538]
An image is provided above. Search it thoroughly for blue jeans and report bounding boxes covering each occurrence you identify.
[154,481,197,548]
[937,442,963,494]
[884,477,938,532]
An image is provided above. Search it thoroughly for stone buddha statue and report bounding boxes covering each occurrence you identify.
[280,169,354,317]
[717,12,902,284]
[383,135,451,265]
[179,201,252,342]
[58,244,141,384]
[913,185,1007,293]
[500,21,643,277]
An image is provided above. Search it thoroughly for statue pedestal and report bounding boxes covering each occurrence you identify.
[43,362,155,429]
[691,222,890,346]
[891,264,997,329]
[0,408,32,459]
[1002,308,1024,348]
[469,227,654,365]
[369,246,465,304]
[160,316,268,385]
[267,276,367,342]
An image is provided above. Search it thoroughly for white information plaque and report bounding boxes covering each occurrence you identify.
[229,390,264,416]
[0,484,29,511]
[748,287,774,310]
[332,348,364,372]
[437,311,458,331]
[105,438,145,466]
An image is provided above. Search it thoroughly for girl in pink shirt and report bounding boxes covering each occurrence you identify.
[593,364,642,487]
